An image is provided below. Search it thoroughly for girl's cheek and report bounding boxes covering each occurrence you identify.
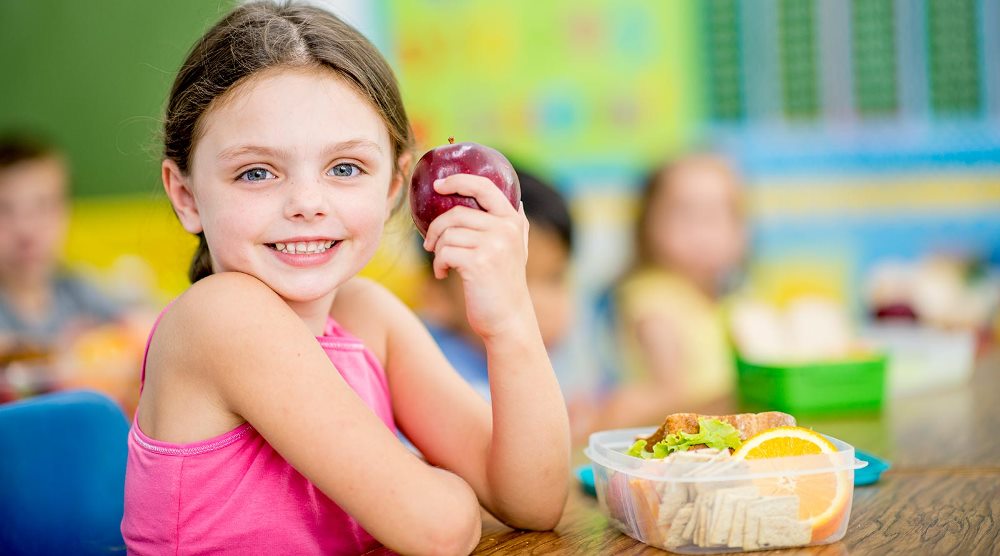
[344,194,389,226]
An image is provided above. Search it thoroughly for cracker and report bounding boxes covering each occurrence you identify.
[695,492,714,546]
[708,489,759,546]
[757,516,812,548]
[744,496,800,550]
[750,495,799,520]
[742,503,760,550]
[664,503,694,548]
[671,449,725,463]
[682,494,701,541]
[728,497,751,548]
[656,483,689,531]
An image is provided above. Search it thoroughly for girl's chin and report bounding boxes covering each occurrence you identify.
[273,285,337,303]
[253,274,338,301]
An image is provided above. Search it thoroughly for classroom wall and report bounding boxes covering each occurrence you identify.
[2,0,998,314]
[0,0,236,197]
[381,0,1000,303]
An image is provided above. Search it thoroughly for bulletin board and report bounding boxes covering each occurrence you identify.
[388,0,704,187]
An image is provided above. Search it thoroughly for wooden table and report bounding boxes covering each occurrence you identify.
[474,349,1000,555]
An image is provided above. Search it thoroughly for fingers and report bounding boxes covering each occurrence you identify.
[426,216,523,280]
[431,244,474,280]
[433,174,517,216]
[431,226,480,251]
[423,205,490,252]
[422,176,527,281]
[519,201,529,252]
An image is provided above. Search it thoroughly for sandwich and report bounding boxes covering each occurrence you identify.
[630,411,797,458]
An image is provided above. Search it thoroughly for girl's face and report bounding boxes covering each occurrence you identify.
[174,66,401,303]
[645,158,746,291]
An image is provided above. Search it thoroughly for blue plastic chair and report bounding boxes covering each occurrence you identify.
[0,390,129,555]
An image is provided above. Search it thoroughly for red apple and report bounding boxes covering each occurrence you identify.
[872,302,918,321]
[410,137,521,237]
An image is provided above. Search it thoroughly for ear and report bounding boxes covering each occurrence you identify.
[386,150,413,218]
[162,159,203,234]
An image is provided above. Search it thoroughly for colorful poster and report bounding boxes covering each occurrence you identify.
[388,0,704,186]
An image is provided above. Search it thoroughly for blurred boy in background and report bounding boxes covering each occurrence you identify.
[420,167,575,400]
[0,135,121,352]
[0,134,140,409]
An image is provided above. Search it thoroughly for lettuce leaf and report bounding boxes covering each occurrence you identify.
[626,419,743,459]
[626,439,649,458]
[694,418,743,451]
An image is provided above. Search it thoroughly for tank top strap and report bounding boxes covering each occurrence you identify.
[323,315,349,338]
[322,315,338,337]
[139,300,175,393]
[320,315,366,344]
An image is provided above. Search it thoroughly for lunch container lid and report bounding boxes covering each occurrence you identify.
[585,427,868,482]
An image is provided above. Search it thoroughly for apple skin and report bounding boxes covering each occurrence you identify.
[409,141,521,237]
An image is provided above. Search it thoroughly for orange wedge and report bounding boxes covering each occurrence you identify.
[733,427,851,542]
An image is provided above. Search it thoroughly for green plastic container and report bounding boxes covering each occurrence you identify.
[736,352,887,414]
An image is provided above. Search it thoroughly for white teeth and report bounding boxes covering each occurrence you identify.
[272,240,336,254]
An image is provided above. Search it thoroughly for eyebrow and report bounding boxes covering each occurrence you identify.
[216,139,383,162]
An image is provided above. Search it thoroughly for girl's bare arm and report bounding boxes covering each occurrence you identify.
[159,273,481,556]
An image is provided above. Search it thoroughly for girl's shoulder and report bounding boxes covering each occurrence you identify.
[155,273,299,357]
[141,273,298,441]
[168,272,289,327]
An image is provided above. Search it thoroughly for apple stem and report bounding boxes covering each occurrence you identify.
[448,136,455,145]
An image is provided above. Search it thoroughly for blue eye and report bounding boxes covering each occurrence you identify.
[239,168,275,182]
[328,163,361,178]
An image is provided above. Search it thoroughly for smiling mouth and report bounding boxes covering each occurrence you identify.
[266,240,338,254]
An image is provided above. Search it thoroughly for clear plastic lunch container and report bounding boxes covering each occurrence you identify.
[585,428,867,554]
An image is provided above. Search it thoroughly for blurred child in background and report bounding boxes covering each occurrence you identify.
[421,167,575,400]
[574,152,746,441]
[0,134,126,402]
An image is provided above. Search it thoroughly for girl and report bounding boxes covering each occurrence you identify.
[121,3,569,555]
[575,152,746,440]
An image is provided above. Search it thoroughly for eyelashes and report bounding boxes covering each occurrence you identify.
[327,163,362,178]
[238,167,276,182]
[236,163,366,183]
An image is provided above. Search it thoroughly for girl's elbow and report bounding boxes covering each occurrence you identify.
[420,509,481,556]
[510,507,563,532]
[534,502,565,531]
[502,491,567,532]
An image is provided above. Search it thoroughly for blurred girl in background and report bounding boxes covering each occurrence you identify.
[574,152,746,441]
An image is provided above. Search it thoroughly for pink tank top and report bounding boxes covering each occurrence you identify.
[122,308,396,555]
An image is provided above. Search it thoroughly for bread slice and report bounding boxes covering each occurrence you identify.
[641,412,796,449]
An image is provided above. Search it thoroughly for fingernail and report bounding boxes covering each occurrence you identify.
[433,178,444,190]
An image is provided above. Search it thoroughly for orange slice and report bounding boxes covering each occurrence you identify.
[733,427,851,542]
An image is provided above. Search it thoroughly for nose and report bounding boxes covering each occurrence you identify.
[284,177,328,222]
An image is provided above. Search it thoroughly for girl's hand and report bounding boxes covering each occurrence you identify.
[422,174,532,340]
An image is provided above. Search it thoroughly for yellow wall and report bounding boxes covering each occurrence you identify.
[64,196,427,308]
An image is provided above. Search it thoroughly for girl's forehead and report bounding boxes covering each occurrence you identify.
[661,160,740,201]
[195,66,391,160]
